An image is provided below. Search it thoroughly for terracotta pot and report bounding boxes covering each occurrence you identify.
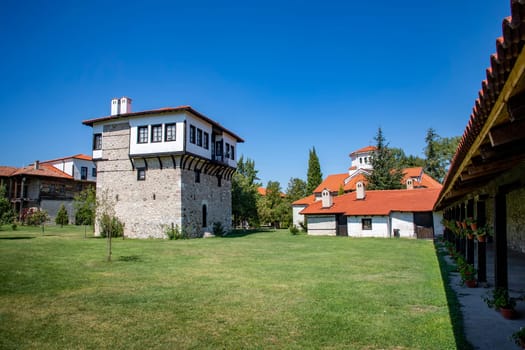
[461,222,467,229]
[465,279,477,288]
[467,234,473,240]
[470,223,478,230]
[477,235,486,242]
[500,307,517,320]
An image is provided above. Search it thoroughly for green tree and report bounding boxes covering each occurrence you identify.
[74,187,96,226]
[424,128,460,183]
[366,128,404,190]
[0,185,14,228]
[232,156,260,228]
[257,181,290,228]
[55,204,69,227]
[306,147,323,194]
[97,190,124,262]
[391,147,425,168]
[285,178,308,203]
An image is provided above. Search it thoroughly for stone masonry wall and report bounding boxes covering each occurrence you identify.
[507,187,525,253]
[180,168,232,236]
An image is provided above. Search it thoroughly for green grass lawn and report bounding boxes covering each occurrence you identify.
[0,225,465,349]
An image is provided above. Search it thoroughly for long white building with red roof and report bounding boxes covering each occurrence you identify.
[292,146,443,238]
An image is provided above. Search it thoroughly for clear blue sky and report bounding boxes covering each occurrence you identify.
[0,0,509,188]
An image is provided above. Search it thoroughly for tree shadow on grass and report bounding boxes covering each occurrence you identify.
[223,228,275,238]
[434,239,474,350]
[0,236,35,240]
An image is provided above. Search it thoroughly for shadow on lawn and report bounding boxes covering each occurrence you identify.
[434,239,474,350]
[0,236,35,240]
[223,228,275,238]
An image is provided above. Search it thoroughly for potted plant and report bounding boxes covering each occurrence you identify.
[466,217,477,231]
[475,224,493,242]
[483,287,517,319]
[459,263,477,288]
[511,327,525,349]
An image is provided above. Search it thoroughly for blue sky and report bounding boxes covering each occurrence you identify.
[0,0,509,188]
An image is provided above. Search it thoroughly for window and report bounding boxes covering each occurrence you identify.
[93,133,102,150]
[138,126,148,144]
[202,204,207,228]
[225,143,230,158]
[190,125,196,144]
[92,167,97,177]
[151,124,162,143]
[165,123,176,141]
[81,166,88,180]
[197,128,203,146]
[203,132,209,149]
[217,175,222,187]
[137,168,146,181]
[195,170,201,183]
[362,218,372,230]
[230,145,235,160]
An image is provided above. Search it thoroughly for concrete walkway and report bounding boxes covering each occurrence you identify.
[442,242,525,349]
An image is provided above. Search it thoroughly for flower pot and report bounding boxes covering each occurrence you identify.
[470,223,478,230]
[519,338,525,350]
[465,279,477,288]
[461,222,467,229]
[467,234,473,240]
[477,235,486,242]
[500,307,517,320]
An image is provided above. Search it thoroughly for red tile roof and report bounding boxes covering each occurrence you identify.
[11,164,73,180]
[300,188,440,216]
[292,194,316,206]
[350,146,377,157]
[258,187,285,197]
[0,166,18,177]
[82,105,244,142]
[439,0,525,202]
[343,173,368,192]
[313,173,348,193]
[40,154,93,164]
[402,167,442,189]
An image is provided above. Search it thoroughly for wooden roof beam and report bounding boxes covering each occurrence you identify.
[489,118,525,147]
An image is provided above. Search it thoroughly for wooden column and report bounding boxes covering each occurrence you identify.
[459,203,466,257]
[477,200,487,284]
[466,199,475,265]
[494,192,508,289]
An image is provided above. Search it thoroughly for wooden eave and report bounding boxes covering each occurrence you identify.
[436,48,525,208]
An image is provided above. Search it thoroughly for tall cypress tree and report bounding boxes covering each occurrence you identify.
[424,128,441,182]
[366,128,404,190]
[306,147,323,194]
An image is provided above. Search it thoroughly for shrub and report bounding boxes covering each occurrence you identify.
[289,225,299,235]
[55,204,69,227]
[23,208,49,226]
[299,221,307,232]
[99,213,124,238]
[212,222,225,237]
[165,224,183,240]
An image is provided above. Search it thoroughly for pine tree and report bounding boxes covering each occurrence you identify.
[424,128,442,182]
[366,128,404,190]
[306,147,323,194]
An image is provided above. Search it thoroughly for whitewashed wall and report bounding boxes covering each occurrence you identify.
[92,124,103,159]
[433,211,444,236]
[307,215,336,236]
[347,216,389,237]
[292,205,307,228]
[390,212,415,238]
[184,114,213,159]
[129,114,186,156]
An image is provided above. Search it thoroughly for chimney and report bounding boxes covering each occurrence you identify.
[321,189,333,208]
[120,97,132,114]
[406,178,414,190]
[356,181,365,200]
[110,97,132,116]
[34,160,39,170]
[111,98,119,115]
